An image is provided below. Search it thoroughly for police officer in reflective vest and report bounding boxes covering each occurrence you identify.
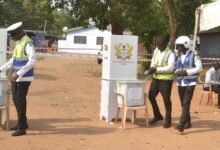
[145,36,175,128]
[0,22,36,136]
[174,36,202,133]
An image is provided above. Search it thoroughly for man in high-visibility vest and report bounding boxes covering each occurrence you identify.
[0,22,36,136]
[174,36,202,133]
[145,36,175,128]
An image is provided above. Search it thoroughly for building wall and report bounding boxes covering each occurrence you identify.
[58,27,111,54]
[199,32,220,67]
[200,32,220,58]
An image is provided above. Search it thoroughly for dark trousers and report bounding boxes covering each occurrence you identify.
[178,85,195,127]
[11,81,31,130]
[218,95,220,106]
[148,79,173,122]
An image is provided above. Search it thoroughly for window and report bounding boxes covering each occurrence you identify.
[74,36,87,44]
[96,37,104,45]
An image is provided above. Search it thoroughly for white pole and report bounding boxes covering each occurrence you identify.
[43,20,47,33]
[192,7,201,52]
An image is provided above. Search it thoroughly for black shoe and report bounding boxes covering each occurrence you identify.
[10,124,29,131]
[163,122,171,128]
[149,116,163,125]
[10,126,18,131]
[174,125,184,133]
[11,129,26,136]
[184,122,192,129]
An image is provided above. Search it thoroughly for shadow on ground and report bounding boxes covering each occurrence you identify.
[35,73,57,81]
[10,117,116,135]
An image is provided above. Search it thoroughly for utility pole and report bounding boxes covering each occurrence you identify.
[43,20,47,33]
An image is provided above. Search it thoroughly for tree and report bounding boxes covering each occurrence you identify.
[41,0,160,35]
[47,12,77,36]
[0,0,51,30]
[163,0,212,48]
[163,0,177,49]
[0,0,78,36]
[17,0,214,48]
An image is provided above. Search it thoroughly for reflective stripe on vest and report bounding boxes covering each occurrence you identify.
[12,35,34,77]
[176,50,197,85]
[153,47,174,80]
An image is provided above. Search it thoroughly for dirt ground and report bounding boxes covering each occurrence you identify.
[1,53,220,150]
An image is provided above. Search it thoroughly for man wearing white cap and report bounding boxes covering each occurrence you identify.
[0,22,36,136]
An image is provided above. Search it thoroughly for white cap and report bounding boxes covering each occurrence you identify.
[7,22,23,32]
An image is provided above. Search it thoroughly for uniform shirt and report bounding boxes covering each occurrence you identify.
[0,35,36,82]
[175,50,202,86]
[204,67,220,88]
[150,47,175,74]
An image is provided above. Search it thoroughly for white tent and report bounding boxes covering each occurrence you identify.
[193,1,220,49]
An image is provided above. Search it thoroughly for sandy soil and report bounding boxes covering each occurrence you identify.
[1,53,220,150]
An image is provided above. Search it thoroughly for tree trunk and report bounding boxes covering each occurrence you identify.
[109,0,123,35]
[111,22,123,35]
[164,0,177,49]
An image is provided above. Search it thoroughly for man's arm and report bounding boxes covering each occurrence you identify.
[150,48,158,68]
[144,48,158,75]
[0,57,13,71]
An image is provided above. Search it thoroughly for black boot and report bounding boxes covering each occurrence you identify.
[218,94,220,109]
[184,122,192,129]
[175,125,184,133]
[149,116,163,125]
[10,124,29,131]
[163,121,171,128]
[11,129,26,136]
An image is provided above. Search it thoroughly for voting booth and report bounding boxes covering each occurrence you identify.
[100,35,146,122]
[0,29,9,130]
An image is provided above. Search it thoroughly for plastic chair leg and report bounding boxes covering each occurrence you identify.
[122,107,128,129]
[115,107,120,124]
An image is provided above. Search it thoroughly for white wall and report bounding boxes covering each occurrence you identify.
[0,29,7,79]
[0,29,7,68]
[58,27,111,54]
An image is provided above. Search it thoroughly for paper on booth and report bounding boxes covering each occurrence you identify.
[127,88,142,100]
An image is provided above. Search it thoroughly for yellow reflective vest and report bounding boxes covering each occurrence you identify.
[12,35,34,78]
[153,48,174,80]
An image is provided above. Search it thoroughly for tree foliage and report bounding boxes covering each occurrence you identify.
[0,0,214,46]
[172,0,212,35]
[163,0,212,48]
[49,0,168,36]
[0,0,77,36]
[48,0,212,48]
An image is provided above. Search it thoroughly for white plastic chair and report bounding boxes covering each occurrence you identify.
[114,86,149,129]
[198,74,217,107]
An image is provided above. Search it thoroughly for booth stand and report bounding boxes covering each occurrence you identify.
[0,77,10,130]
[0,29,10,130]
